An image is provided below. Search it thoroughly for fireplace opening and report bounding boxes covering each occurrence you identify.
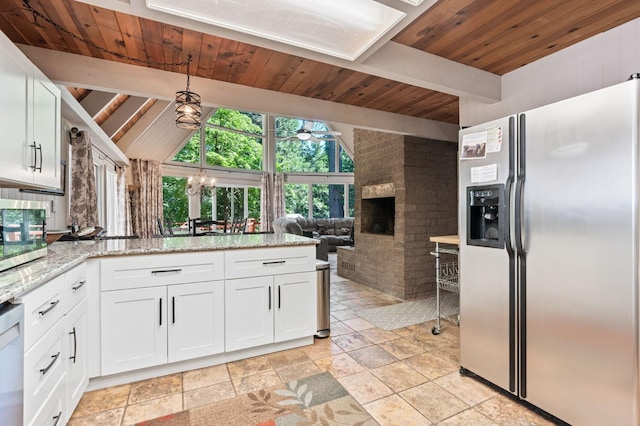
[361,197,395,235]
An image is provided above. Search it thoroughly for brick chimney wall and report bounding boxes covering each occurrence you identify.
[339,129,458,300]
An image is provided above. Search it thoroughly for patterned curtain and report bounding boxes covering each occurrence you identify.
[116,166,131,235]
[69,131,99,228]
[129,159,163,238]
[274,172,286,220]
[260,172,271,232]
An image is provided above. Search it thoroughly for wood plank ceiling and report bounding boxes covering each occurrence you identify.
[0,0,639,133]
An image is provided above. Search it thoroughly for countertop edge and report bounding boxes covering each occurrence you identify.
[0,234,317,304]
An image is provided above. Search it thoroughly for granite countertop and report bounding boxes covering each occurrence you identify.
[0,233,316,304]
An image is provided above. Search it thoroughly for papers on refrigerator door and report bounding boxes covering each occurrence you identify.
[470,164,498,183]
[461,126,502,159]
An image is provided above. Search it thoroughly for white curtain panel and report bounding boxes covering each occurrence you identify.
[116,166,131,235]
[260,172,271,232]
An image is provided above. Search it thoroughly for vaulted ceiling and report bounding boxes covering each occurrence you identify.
[1,0,639,162]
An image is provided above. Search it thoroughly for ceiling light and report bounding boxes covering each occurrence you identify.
[175,54,201,130]
[186,167,215,196]
[297,130,312,141]
[147,0,406,61]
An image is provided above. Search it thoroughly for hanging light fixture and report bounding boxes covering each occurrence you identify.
[175,54,202,130]
[186,167,215,196]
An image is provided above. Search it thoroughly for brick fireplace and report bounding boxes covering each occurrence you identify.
[338,129,458,300]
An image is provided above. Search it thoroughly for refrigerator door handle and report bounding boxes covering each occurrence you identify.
[516,113,527,398]
[505,116,517,393]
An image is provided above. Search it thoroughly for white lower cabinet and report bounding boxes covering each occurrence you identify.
[225,271,316,352]
[65,298,89,414]
[101,281,225,375]
[18,263,88,425]
[225,277,275,351]
[168,281,224,362]
[101,286,167,375]
[23,317,66,426]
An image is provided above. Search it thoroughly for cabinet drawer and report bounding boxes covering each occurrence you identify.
[225,246,315,279]
[101,251,224,291]
[17,273,66,351]
[66,263,88,311]
[24,318,66,425]
[26,376,65,426]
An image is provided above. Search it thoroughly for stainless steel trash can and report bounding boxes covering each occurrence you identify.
[315,260,330,338]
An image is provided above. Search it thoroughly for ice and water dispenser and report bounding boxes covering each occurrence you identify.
[466,184,505,248]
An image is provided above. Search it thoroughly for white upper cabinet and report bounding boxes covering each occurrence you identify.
[0,31,60,189]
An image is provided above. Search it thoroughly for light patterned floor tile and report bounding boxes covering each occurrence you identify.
[338,371,394,404]
[183,364,230,391]
[364,394,431,426]
[371,362,428,392]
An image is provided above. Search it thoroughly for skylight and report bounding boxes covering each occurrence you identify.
[145,0,406,61]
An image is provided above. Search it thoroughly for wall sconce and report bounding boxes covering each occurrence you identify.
[176,54,202,130]
[186,168,215,196]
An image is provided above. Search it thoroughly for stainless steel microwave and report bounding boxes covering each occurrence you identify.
[0,199,48,272]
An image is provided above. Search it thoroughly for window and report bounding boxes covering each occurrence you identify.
[275,117,351,173]
[162,176,190,232]
[285,184,309,217]
[164,110,353,225]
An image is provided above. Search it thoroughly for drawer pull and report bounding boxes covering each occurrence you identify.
[151,268,182,274]
[69,327,77,364]
[53,410,62,426]
[38,300,60,317]
[262,260,286,266]
[40,351,60,376]
[71,280,86,291]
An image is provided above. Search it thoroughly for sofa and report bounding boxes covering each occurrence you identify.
[272,217,354,260]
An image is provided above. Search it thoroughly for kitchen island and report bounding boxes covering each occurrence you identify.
[3,233,320,425]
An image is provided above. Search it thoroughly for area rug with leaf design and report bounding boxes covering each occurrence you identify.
[136,372,376,426]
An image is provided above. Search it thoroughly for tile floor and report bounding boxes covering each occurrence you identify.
[68,254,555,425]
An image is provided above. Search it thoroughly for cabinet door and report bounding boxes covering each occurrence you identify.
[66,298,88,417]
[31,78,60,189]
[274,272,316,342]
[0,35,30,185]
[24,317,66,426]
[225,277,274,352]
[168,281,224,362]
[101,287,167,375]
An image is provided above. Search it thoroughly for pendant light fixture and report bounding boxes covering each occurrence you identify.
[186,167,215,196]
[175,54,202,130]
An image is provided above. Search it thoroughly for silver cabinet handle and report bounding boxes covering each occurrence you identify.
[37,143,43,173]
[39,300,60,316]
[40,351,60,375]
[268,286,271,310]
[159,298,163,326]
[278,285,281,309]
[262,260,285,265]
[151,269,182,274]
[71,280,86,291]
[69,327,77,364]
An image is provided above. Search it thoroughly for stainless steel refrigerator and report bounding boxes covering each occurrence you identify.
[458,77,640,425]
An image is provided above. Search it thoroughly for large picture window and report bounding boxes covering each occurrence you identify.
[163,110,353,227]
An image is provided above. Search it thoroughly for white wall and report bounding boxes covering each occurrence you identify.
[460,18,640,126]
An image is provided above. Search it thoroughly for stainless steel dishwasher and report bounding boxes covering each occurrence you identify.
[0,302,24,426]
